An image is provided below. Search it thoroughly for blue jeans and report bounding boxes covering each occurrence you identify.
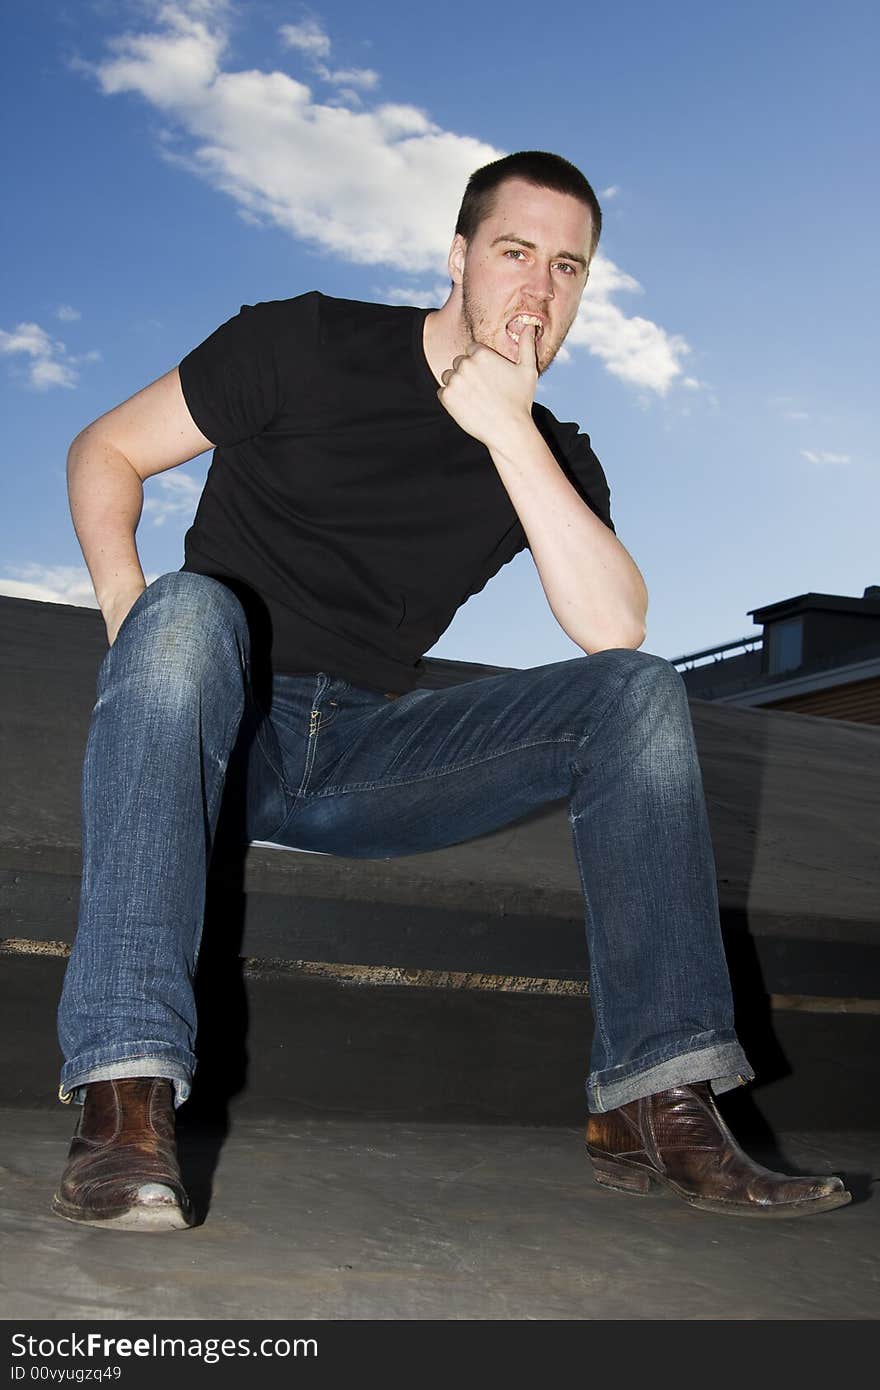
[58,572,753,1112]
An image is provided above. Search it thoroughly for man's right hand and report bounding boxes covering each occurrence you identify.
[103,582,146,646]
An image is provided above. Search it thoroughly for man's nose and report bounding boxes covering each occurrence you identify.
[524,263,555,300]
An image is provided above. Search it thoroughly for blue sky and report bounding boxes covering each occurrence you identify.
[2,0,876,669]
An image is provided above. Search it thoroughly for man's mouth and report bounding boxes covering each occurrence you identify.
[505,313,545,344]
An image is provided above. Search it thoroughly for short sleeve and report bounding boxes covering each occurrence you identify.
[531,405,615,535]
[178,294,318,447]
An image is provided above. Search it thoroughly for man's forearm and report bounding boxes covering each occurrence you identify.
[67,429,147,621]
[488,422,648,653]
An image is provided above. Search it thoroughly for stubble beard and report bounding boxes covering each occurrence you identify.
[460,278,569,377]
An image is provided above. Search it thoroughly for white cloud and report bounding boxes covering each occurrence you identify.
[314,64,379,92]
[142,469,206,525]
[769,394,807,412]
[600,185,620,200]
[1,322,56,358]
[381,283,449,308]
[567,259,691,394]
[29,357,79,390]
[768,397,811,422]
[81,2,692,394]
[82,5,498,273]
[279,19,331,59]
[801,450,850,466]
[56,304,82,322]
[0,565,99,606]
[0,321,80,390]
[0,564,162,607]
[279,17,377,95]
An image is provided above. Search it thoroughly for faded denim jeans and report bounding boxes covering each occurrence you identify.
[58,572,753,1111]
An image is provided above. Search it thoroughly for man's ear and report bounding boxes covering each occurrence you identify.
[448,234,467,286]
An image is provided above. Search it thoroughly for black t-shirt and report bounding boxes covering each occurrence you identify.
[178,292,614,693]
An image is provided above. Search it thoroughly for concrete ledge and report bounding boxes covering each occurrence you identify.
[3,595,879,934]
[3,595,880,1134]
[4,949,880,1134]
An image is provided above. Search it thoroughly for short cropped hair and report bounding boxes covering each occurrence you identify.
[455,151,602,259]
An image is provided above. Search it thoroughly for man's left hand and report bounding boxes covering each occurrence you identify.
[437,321,539,453]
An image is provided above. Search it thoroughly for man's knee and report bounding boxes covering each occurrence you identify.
[102,572,250,701]
[556,648,689,731]
[564,647,682,694]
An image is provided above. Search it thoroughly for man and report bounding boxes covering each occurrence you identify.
[53,151,850,1230]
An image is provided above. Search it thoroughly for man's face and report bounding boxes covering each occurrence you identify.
[453,177,593,374]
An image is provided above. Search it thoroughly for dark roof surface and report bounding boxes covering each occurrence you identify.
[749,591,880,622]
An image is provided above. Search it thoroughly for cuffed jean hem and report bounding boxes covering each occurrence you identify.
[586,1034,754,1112]
[59,1045,195,1109]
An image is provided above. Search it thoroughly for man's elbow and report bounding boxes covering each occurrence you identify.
[552,592,647,655]
[568,611,646,654]
[67,425,99,472]
[581,624,646,655]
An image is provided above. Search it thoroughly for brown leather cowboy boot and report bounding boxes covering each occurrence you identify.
[52,1078,194,1231]
[585,1082,851,1217]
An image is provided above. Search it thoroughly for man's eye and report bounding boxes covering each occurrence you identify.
[555,263,576,275]
[504,248,526,259]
